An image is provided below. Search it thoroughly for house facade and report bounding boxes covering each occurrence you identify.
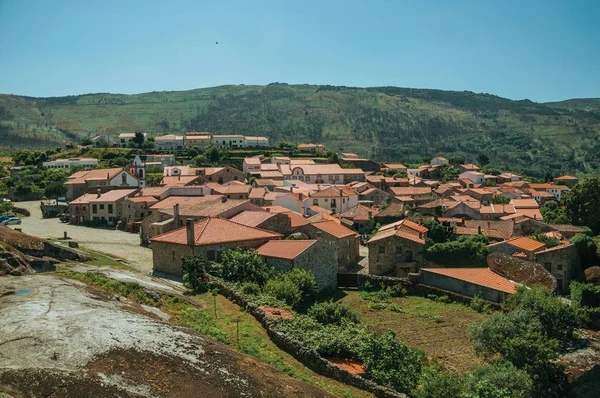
[297,221,360,268]
[155,135,184,151]
[43,158,99,169]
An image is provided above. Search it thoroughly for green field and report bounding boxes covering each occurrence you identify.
[2,83,600,177]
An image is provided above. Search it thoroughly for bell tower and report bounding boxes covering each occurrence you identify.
[131,155,146,188]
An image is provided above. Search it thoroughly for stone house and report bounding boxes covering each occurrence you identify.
[248,187,268,206]
[443,201,481,219]
[535,244,581,293]
[151,217,282,275]
[297,221,359,268]
[554,175,578,188]
[459,171,485,185]
[65,167,139,201]
[430,156,449,166]
[367,219,428,277]
[121,195,159,230]
[257,240,337,291]
[86,189,138,226]
[459,164,480,173]
[488,236,546,261]
[223,184,252,200]
[337,204,376,234]
[229,210,292,235]
[359,187,391,206]
[68,193,95,224]
[308,186,358,215]
[465,188,493,203]
[387,187,435,205]
[412,268,518,302]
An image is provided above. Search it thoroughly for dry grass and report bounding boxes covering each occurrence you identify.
[338,290,489,374]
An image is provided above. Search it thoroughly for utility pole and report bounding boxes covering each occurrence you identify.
[212,288,218,318]
[232,318,241,346]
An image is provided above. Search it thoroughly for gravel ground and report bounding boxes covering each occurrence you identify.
[11,201,153,273]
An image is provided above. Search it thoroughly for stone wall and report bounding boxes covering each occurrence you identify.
[294,241,338,291]
[257,213,292,235]
[152,239,277,275]
[488,241,541,261]
[535,244,581,293]
[297,224,359,267]
[208,277,405,398]
[367,236,424,276]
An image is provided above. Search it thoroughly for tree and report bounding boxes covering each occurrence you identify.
[358,330,424,393]
[425,235,490,267]
[570,233,599,268]
[132,131,146,148]
[264,277,302,307]
[492,195,511,205]
[564,178,600,234]
[284,268,319,307]
[308,301,359,325]
[0,202,13,215]
[44,182,67,201]
[477,153,490,166]
[80,137,93,146]
[221,249,275,286]
[529,233,560,249]
[181,254,209,291]
[422,220,449,244]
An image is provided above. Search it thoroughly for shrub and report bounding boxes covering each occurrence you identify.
[358,330,424,393]
[369,302,388,311]
[264,278,302,307]
[360,289,391,302]
[425,234,490,267]
[471,295,486,313]
[414,367,465,398]
[388,304,404,313]
[436,295,450,303]
[390,284,407,297]
[284,268,318,307]
[308,301,359,325]
[466,361,533,398]
[240,281,261,296]
[221,249,276,286]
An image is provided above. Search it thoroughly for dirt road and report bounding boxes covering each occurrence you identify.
[12,201,153,272]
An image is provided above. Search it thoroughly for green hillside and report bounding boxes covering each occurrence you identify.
[1,84,600,178]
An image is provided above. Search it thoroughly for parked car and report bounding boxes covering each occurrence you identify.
[0,214,16,223]
[2,217,21,225]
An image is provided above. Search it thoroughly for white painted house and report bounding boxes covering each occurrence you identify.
[43,158,99,169]
[459,171,486,185]
[155,135,184,151]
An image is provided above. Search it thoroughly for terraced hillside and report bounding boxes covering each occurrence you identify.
[1,84,600,177]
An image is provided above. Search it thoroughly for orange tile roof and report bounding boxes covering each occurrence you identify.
[369,219,428,244]
[151,217,281,245]
[126,195,159,204]
[69,193,96,205]
[311,186,355,198]
[311,220,357,238]
[555,175,578,180]
[383,163,407,169]
[511,199,539,208]
[389,187,432,196]
[150,195,222,210]
[421,268,518,294]
[88,189,138,202]
[505,236,546,252]
[261,206,309,228]
[67,168,127,183]
[229,210,276,227]
[515,208,544,221]
[257,240,317,260]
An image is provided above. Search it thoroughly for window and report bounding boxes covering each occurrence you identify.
[313,199,318,206]
[108,204,113,213]
[122,173,127,185]
[172,251,175,260]
[92,204,97,214]
[544,262,552,272]
[83,206,86,211]
[396,246,402,255]
[207,250,216,261]
[557,264,563,271]
[328,176,334,181]
[378,245,386,254]
[99,204,105,210]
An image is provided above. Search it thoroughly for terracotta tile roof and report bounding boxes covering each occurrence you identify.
[88,189,138,202]
[229,210,276,227]
[289,159,316,165]
[515,208,544,221]
[257,171,284,179]
[369,219,428,244]
[257,240,317,260]
[310,186,356,198]
[151,217,281,245]
[383,163,407,169]
[505,236,546,252]
[262,206,309,228]
[480,204,516,215]
[150,195,221,210]
[248,187,268,199]
[126,195,159,204]
[223,185,251,195]
[337,204,375,221]
[161,176,199,186]
[511,199,539,208]
[455,226,507,240]
[311,220,357,238]
[555,175,578,180]
[388,187,432,196]
[421,268,519,294]
[69,193,96,205]
[375,202,405,218]
[67,168,127,183]
[512,252,529,258]
[463,220,514,238]
[460,164,479,170]
[244,157,262,165]
[548,224,584,232]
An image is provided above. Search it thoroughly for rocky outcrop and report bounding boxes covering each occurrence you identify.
[0,242,34,276]
[585,267,600,285]
[487,252,557,292]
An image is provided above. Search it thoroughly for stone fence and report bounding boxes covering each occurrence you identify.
[208,276,406,398]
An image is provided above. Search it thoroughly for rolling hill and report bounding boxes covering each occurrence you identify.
[1,84,600,178]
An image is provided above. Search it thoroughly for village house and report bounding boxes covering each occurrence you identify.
[155,134,184,151]
[308,186,358,215]
[67,193,95,224]
[271,192,310,214]
[162,166,245,185]
[554,175,579,188]
[184,132,211,150]
[367,219,429,277]
[382,163,407,173]
[511,198,543,221]
[118,132,146,147]
[143,154,176,167]
[430,156,449,166]
[459,164,480,173]
[281,164,365,184]
[121,195,159,228]
[222,184,252,200]
[387,186,435,205]
[358,187,391,206]
[151,217,282,275]
[257,240,337,290]
[83,188,138,226]
[535,244,581,293]
[488,236,546,261]
[242,156,262,173]
[336,204,377,234]
[244,136,269,147]
[211,134,246,148]
[374,202,405,225]
[90,134,113,147]
[297,220,359,268]
[464,188,493,203]
[297,143,326,153]
[262,206,310,231]
[411,268,519,302]
[229,210,292,235]
[43,158,99,170]
[479,203,517,220]
[528,183,569,201]
[65,167,139,201]
[459,171,485,185]
[248,187,268,206]
[496,173,522,184]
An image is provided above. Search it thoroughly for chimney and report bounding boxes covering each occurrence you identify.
[266,207,271,212]
[316,231,323,240]
[186,218,195,246]
[534,214,537,220]
[173,203,180,227]
[221,195,227,203]
[96,189,101,198]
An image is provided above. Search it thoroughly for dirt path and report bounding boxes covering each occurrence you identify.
[13,201,153,272]
[0,275,332,398]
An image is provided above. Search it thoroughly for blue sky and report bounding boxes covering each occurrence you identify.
[0,0,598,102]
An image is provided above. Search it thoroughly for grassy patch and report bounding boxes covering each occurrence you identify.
[339,290,488,374]
[78,247,130,269]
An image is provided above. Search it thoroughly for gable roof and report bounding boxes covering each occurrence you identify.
[88,189,138,202]
[504,236,546,252]
[369,219,428,244]
[389,187,432,196]
[421,268,519,294]
[555,175,578,180]
[311,220,357,238]
[337,204,375,221]
[257,240,317,260]
[151,217,281,245]
[67,168,128,184]
[229,210,277,227]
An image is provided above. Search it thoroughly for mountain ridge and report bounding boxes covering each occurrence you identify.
[1,84,599,177]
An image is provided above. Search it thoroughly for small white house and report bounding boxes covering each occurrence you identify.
[211,135,246,148]
[459,171,485,185]
[155,135,184,151]
[245,136,269,147]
